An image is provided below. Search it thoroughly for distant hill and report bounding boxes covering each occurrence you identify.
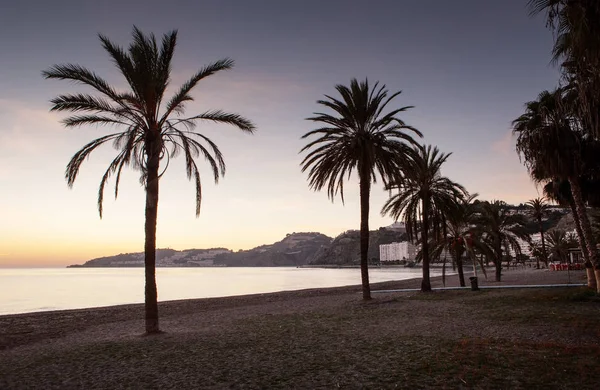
[68,248,232,268]
[68,232,332,268]
[213,232,332,267]
[308,228,406,265]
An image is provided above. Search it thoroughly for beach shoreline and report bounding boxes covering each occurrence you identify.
[0,267,586,349]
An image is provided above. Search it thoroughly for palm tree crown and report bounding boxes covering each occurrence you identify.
[528,0,600,66]
[301,79,422,202]
[528,1,600,142]
[513,88,584,182]
[300,78,421,299]
[43,27,255,217]
[526,197,549,221]
[381,145,466,241]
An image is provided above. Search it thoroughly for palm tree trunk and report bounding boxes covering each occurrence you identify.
[568,177,599,291]
[494,241,502,282]
[568,198,595,289]
[144,135,161,334]
[456,248,465,287]
[538,216,548,268]
[569,199,590,263]
[494,261,502,282]
[421,195,432,292]
[359,171,371,300]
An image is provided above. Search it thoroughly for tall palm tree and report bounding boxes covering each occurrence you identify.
[43,27,255,334]
[525,197,549,268]
[300,79,421,300]
[473,201,529,282]
[381,145,466,292]
[513,88,600,289]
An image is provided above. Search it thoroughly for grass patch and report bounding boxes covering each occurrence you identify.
[566,288,600,302]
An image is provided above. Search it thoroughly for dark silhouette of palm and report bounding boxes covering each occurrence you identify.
[381,145,466,292]
[529,0,600,139]
[525,197,549,268]
[512,88,599,288]
[43,27,255,334]
[547,229,570,264]
[430,193,478,287]
[300,79,421,299]
[528,0,600,64]
[473,201,528,282]
[528,241,545,266]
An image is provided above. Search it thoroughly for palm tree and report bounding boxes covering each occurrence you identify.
[43,27,255,334]
[429,193,479,287]
[513,88,600,289]
[300,79,421,300]
[547,229,570,264]
[525,197,549,268]
[529,241,545,267]
[381,145,466,292]
[473,201,529,282]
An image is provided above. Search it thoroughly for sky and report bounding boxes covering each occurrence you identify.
[0,0,561,267]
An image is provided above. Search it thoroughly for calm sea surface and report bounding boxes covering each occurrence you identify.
[0,267,439,315]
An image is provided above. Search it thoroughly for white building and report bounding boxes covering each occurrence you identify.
[379,241,416,262]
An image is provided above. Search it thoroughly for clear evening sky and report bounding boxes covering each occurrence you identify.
[0,0,559,266]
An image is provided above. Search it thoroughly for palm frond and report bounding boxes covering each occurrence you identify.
[160,59,235,123]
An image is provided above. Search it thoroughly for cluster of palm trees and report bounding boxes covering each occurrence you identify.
[46,2,600,334]
[301,81,538,296]
[513,0,600,291]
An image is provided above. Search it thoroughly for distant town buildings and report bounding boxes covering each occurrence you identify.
[379,241,416,262]
[106,248,232,267]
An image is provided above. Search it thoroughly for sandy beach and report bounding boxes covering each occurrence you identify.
[1,267,597,389]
